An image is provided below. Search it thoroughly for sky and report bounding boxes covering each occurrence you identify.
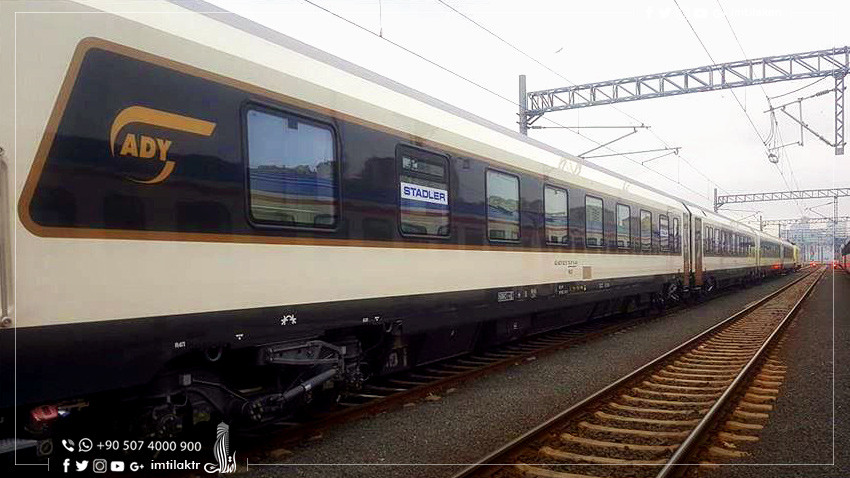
[211,0,850,236]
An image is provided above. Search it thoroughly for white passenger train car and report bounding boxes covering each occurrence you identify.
[0,0,799,446]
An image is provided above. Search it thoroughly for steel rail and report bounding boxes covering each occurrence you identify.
[247,272,802,453]
[450,267,818,478]
[242,272,800,454]
[244,298,678,447]
[655,266,824,477]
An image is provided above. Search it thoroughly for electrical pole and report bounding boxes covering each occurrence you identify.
[519,75,528,135]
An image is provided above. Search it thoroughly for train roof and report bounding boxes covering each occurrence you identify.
[86,1,779,225]
[158,0,685,214]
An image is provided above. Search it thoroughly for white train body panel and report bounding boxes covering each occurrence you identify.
[2,2,685,329]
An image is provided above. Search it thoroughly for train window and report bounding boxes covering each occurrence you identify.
[486,169,520,242]
[713,229,718,254]
[659,215,669,251]
[710,227,716,254]
[544,185,569,244]
[398,147,450,237]
[715,229,720,254]
[246,108,337,228]
[585,195,604,247]
[708,227,717,254]
[709,226,714,254]
[673,217,680,252]
[616,204,631,248]
[640,210,652,251]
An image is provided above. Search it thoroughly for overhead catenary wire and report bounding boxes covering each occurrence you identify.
[433,0,733,201]
[716,0,807,215]
[620,0,756,216]
[303,0,714,201]
[433,0,692,155]
[673,0,766,147]
[768,76,829,100]
[716,0,769,102]
[433,0,649,130]
[774,119,807,215]
[676,0,805,219]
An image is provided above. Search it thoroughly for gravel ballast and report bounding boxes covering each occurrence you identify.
[704,270,848,478]
[244,274,805,478]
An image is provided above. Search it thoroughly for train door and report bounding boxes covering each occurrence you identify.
[694,217,703,286]
[682,211,691,288]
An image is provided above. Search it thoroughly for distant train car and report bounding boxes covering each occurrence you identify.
[691,209,759,292]
[757,231,784,277]
[780,242,797,273]
[0,0,798,445]
[791,242,803,270]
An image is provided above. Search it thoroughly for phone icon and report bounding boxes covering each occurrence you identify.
[61,439,75,452]
[78,438,93,453]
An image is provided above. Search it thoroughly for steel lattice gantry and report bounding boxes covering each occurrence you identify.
[714,187,850,210]
[756,216,850,226]
[519,47,849,154]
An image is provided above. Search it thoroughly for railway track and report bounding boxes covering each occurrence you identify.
[246,298,674,450]
[451,266,823,478]
[246,271,807,457]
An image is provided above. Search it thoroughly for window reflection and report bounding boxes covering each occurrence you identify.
[246,109,337,228]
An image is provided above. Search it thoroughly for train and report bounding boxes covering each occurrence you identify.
[0,0,800,449]
[841,240,850,270]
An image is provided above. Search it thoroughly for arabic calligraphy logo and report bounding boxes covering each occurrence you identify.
[204,422,237,474]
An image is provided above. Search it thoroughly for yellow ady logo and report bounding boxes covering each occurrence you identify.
[110,106,216,184]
